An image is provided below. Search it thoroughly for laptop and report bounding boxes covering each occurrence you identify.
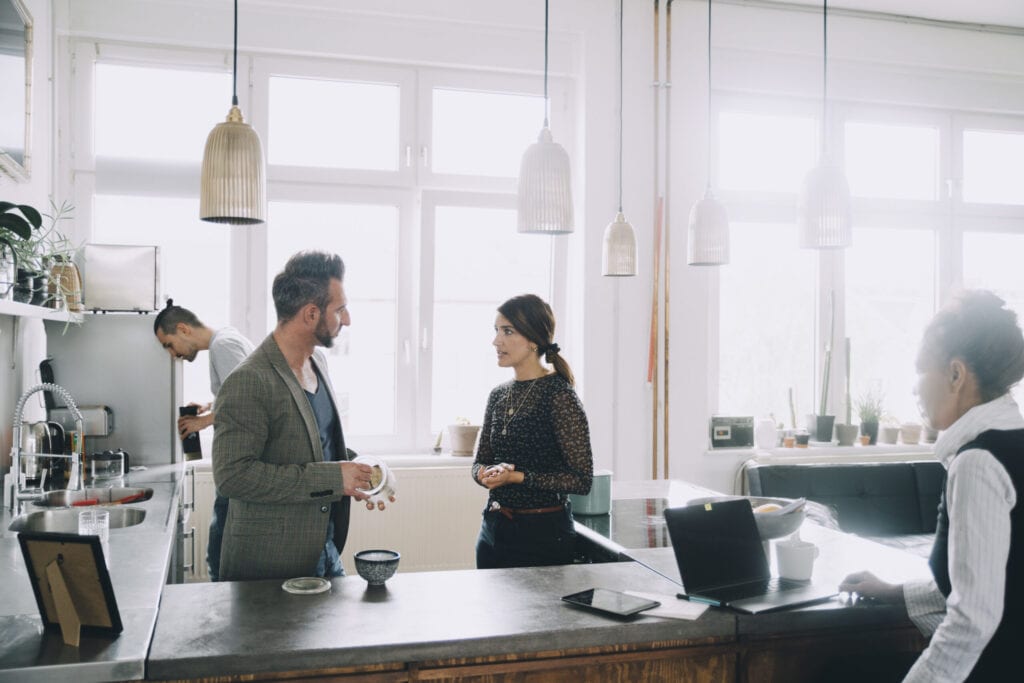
[663,498,837,614]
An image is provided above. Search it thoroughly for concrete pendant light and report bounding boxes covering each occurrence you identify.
[603,0,638,276]
[797,0,851,249]
[687,0,730,265]
[200,0,266,225]
[518,0,574,234]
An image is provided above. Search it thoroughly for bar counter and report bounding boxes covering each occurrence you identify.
[147,480,931,682]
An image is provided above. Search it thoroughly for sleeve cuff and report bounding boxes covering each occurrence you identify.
[903,578,946,635]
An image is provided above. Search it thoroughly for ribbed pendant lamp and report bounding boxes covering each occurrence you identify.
[687,0,729,266]
[518,0,574,235]
[602,0,637,276]
[200,0,266,225]
[797,0,851,249]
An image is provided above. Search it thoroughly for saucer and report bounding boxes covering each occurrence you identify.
[282,577,331,595]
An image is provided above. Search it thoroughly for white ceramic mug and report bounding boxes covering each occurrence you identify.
[776,539,819,581]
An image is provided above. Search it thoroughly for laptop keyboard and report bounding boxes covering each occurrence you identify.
[707,577,808,603]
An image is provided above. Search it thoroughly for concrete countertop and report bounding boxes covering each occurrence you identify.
[0,464,185,683]
[148,560,735,681]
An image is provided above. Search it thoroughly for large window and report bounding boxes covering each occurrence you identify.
[78,47,567,453]
[716,100,1024,431]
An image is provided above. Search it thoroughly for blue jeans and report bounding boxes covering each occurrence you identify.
[315,517,345,578]
[207,494,229,582]
[476,504,576,569]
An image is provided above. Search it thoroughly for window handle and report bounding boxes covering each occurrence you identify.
[420,145,429,168]
[403,339,411,364]
[405,145,412,168]
[420,327,430,351]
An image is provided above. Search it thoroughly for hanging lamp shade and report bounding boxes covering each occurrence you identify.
[518,126,574,234]
[797,158,851,248]
[602,211,637,276]
[687,188,730,265]
[200,105,266,224]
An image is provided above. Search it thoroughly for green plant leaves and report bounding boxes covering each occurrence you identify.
[0,203,44,239]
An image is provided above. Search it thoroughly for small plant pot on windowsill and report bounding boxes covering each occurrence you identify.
[860,420,879,445]
[13,268,33,304]
[835,423,859,446]
[879,425,900,445]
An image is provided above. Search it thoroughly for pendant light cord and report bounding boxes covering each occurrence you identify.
[618,0,624,212]
[543,0,550,127]
[821,0,828,156]
[706,0,712,190]
[232,0,239,106]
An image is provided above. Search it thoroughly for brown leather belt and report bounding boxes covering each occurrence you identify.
[496,504,565,520]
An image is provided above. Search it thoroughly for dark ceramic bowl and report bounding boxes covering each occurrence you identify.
[354,549,401,586]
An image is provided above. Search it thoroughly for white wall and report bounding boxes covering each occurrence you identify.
[1,0,56,470]
[43,0,1024,493]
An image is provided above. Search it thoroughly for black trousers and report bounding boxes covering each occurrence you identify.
[476,505,576,569]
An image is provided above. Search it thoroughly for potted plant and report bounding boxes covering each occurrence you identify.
[834,337,859,446]
[7,200,79,309]
[810,291,837,442]
[0,202,42,301]
[857,388,884,445]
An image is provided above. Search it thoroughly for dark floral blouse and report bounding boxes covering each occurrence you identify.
[471,373,593,509]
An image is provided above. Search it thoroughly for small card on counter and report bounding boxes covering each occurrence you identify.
[625,591,709,620]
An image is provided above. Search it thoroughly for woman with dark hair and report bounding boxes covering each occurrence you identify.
[840,289,1024,682]
[471,294,594,569]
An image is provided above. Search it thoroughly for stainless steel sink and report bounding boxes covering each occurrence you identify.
[31,487,154,508]
[8,507,147,533]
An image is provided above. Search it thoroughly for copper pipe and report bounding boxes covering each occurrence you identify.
[663,0,673,480]
[649,0,661,480]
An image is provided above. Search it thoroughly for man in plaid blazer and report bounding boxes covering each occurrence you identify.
[213,251,389,581]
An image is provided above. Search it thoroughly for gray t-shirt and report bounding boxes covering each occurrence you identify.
[209,326,256,395]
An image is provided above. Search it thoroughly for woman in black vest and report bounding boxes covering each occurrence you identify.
[841,290,1024,682]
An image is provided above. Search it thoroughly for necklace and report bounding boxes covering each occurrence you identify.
[502,378,539,435]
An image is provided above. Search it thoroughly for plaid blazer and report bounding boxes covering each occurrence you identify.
[213,333,351,581]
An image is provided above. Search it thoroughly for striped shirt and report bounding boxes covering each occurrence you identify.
[903,393,1021,682]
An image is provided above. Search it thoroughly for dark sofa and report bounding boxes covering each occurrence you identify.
[745,459,945,557]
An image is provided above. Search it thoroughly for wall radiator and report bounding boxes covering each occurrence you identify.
[188,465,487,581]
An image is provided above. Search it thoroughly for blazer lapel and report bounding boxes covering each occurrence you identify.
[262,335,323,462]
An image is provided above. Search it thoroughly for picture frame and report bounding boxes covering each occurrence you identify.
[17,531,122,644]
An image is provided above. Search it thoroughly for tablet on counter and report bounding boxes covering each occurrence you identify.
[561,588,660,617]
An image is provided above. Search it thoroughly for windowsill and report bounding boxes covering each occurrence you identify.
[707,442,936,463]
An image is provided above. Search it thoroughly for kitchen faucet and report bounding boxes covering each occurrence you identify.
[7,383,84,516]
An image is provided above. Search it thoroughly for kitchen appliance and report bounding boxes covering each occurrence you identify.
[90,449,129,482]
[81,243,161,312]
[709,416,754,449]
[50,406,114,436]
[45,313,183,465]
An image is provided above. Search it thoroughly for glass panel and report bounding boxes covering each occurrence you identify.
[431,88,545,177]
[93,195,232,437]
[845,122,939,200]
[267,201,399,437]
[0,54,25,161]
[963,232,1024,405]
[431,206,552,433]
[963,130,1024,205]
[846,227,936,426]
[718,223,815,426]
[269,77,399,171]
[95,64,230,162]
[718,112,818,194]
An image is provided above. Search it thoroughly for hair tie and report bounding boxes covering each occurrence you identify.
[542,342,560,357]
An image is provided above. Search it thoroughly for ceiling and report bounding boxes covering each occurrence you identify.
[779,0,1024,30]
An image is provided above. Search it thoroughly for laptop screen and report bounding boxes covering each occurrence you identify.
[664,499,770,593]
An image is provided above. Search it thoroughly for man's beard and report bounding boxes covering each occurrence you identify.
[315,318,335,348]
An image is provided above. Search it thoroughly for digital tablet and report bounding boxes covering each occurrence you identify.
[561,588,660,617]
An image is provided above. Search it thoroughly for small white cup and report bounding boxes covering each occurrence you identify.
[78,508,110,564]
[776,538,819,581]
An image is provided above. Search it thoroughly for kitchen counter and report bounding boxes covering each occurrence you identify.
[146,480,932,682]
[0,464,186,683]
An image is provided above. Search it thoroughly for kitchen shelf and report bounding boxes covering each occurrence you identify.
[0,298,83,323]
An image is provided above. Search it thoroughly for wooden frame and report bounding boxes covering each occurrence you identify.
[17,531,122,645]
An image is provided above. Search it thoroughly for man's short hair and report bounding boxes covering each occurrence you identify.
[272,251,346,323]
[154,299,204,335]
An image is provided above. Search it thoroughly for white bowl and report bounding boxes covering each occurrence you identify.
[687,495,805,540]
